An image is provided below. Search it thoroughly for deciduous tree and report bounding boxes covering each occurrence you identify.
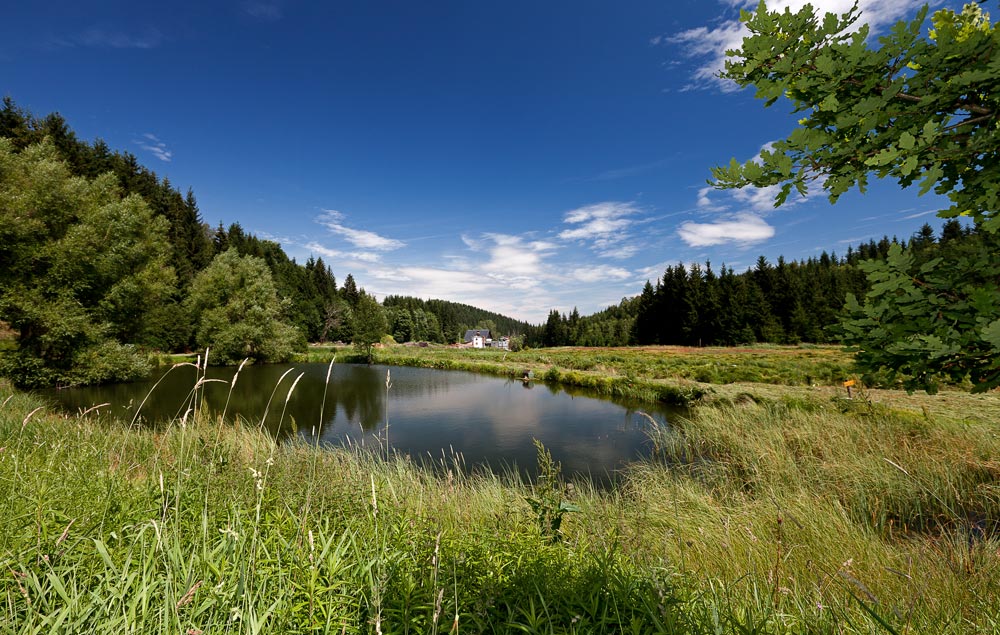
[0,140,175,387]
[713,2,1000,391]
[351,292,387,363]
[185,249,303,364]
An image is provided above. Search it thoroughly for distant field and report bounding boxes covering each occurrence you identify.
[296,343,999,423]
[308,342,855,384]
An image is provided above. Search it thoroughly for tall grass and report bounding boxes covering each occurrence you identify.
[1,372,998,633]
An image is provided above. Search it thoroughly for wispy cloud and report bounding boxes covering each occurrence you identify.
[134,133,172,162]
[597,244,640,260]
[303,241,344,260]
[678,213,775,247]
[902,208,939,220]
[463,233,559,289]
[53,26,164,50]
[592,158,672,181]
[838,234,878,244]
[558,201,644,258]
[658,0,928,91]
[244,208,649,322]
[243,1,283,21]
[317,210,405,252]
[571,265,631,283]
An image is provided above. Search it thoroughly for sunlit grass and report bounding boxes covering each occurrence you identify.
[2,367,998,632]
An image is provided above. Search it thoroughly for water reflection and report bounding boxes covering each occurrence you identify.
[42,363,680,483]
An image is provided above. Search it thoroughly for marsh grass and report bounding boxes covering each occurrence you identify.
[295,344,867,407]
[1,365,998,633]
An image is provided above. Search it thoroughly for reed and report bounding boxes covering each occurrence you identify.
[1,371,997,633]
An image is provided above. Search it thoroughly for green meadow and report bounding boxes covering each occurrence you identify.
[2,346,998,633]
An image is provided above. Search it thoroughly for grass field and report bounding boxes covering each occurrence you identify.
[2,346,999,633]
[294,343,859,407]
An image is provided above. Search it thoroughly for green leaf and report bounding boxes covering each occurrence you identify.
[918,165,944,196]
[982,319,1000,348]
[921,120,938,140]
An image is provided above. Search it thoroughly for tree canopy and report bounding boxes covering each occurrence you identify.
[186,249,303,365]
[351,292,388,363]
[0,139,175,387]
[714,2,1000,392]
[712,2,999,231]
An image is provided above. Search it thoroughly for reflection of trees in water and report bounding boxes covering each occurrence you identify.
[220,364,387,438]
[42,365,203,424]
[45,363,681,457]
[41,362,685,484]
[326,365,383,431]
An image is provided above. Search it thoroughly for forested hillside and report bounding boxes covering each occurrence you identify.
[0,99,527,386]
[383,296,532,345]
[532,220,987,349]
[2,97,991,389]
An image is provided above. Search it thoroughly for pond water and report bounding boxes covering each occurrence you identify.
[41,363,680,482]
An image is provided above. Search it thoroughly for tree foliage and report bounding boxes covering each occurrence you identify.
[713,2,1000,231]
[351,292,388,363]
[186,249,303,365]
[0,139,174,387]
[839,235,1000,392]
[382,296,530,343]
[714,2,1000,391]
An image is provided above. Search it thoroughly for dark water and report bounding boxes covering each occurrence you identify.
[41,363,679,482]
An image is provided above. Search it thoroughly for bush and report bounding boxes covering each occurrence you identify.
[0,340,150,388]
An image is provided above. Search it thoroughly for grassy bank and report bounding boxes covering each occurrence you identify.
[2,369,998,633]
[295,344,862,406]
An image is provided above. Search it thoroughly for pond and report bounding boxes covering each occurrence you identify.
[42,363,680,483]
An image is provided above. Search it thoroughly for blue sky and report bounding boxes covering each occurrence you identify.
[3,0,962,322]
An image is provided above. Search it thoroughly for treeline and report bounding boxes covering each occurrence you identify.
[0,98,214,289]
[383,296,532,345]
[0,98,359,350]
[530,302,638,348]
[0,98,533,386]
[4,97,987,388]
[211,222,349,343]
[532,220,982,348]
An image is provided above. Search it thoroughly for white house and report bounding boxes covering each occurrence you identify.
[463,330,511,349]
[463,329,491,349]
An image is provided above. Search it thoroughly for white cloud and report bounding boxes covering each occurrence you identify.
[838,234,876,244]
[731,183,785,212]
[134,133,172,162]
[294,239,387,264]
[317,210,405,251]
[364,264,556,321]
[663,0,928,90]
[696,185,728,212]
[280,206,656,322]
[901,208,938,220]
[597,244,640,260]
[678,213,775,246]
[475,233,559,283]
[571,265,632,283]
[303,241,343,260]
[559,201,643,256]
[354,230,644,322]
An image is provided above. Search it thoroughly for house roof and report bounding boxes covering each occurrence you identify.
[463,329,491,341]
